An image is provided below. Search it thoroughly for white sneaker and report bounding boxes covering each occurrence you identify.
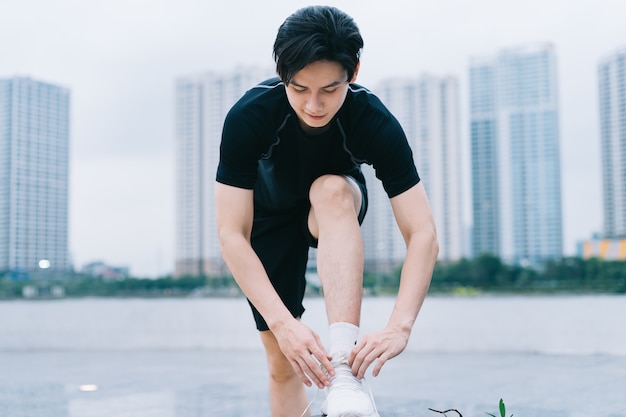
[320,352,379,417]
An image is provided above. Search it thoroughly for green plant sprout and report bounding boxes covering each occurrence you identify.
[429,398,513,417]
[486,398,513,417]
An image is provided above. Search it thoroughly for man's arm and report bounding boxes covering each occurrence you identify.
[215,182,334,388]
[350,182,439,378]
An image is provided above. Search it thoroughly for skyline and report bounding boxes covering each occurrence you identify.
[2,0,624,276]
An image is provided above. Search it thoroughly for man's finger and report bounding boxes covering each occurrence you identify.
[312,349,334,378]
[371,353,388,377]
[312,334,335,377]
[291,359,312,387]
[310,349,334,386]
[355,347,380,378]
[351,343,375,376]
[302,355,327,388]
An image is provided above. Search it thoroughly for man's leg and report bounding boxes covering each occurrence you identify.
[308,174,364,326]
[308,175,379,417]
[260,330,311,417]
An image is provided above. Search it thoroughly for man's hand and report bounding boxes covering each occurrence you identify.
[273,319,335,388]
[349,326,410,378]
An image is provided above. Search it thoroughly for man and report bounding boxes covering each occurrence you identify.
[215,6,438,417]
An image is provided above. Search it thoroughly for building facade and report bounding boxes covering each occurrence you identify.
[174,68,272,277]
[579,238,626,260]
[371,75,465,271]
[469,44,563,266]
[0,77,70,279]
[599,47,626,238]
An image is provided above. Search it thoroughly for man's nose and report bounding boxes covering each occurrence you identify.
[306,93,322,111]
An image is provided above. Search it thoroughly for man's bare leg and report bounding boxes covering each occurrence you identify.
[307,175,380,417]
[260,330,310,417]
[308,174,364,327]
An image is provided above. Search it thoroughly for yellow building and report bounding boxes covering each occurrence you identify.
[581,239,626,260]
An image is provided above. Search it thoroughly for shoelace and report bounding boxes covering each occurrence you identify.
[360,377,380,415]
[329,367,365,390]
[298,387,319,417]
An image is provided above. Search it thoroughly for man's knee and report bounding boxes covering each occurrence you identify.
[260,331,298,384]
[268,356,298,384]
[309,175,356,210]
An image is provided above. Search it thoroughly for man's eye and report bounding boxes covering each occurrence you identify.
[323,89,338,94]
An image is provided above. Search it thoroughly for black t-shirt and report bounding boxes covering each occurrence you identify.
[217,77,420,213]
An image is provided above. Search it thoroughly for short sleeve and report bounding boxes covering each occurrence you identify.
[216,106,262,189]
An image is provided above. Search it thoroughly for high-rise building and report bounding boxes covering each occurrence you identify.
[469,44,563,265]
[367,75,465,271]
[174,68,273,277]
[0,77,71,279]
[598,46,626,238]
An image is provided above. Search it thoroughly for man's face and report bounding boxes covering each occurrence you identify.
[285,60,357,132]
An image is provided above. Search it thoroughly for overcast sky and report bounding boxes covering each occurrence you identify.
[2,0,624,277]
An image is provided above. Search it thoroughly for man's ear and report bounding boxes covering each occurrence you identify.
[350,61,360,83]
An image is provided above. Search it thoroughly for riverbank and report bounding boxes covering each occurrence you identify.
[3,255,625,300]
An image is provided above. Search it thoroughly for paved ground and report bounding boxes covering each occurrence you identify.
[1,349,625,417]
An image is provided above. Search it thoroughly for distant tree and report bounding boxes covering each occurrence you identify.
[471,253,505,288]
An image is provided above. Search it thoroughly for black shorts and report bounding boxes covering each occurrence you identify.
[248,176,368,331]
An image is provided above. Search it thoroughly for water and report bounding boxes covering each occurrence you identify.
[2,295,624,356]
[1,295,625,416]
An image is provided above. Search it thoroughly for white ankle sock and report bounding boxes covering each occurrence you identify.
[329,322,359,355]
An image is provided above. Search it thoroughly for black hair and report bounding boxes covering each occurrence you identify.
[273,6,364,84]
